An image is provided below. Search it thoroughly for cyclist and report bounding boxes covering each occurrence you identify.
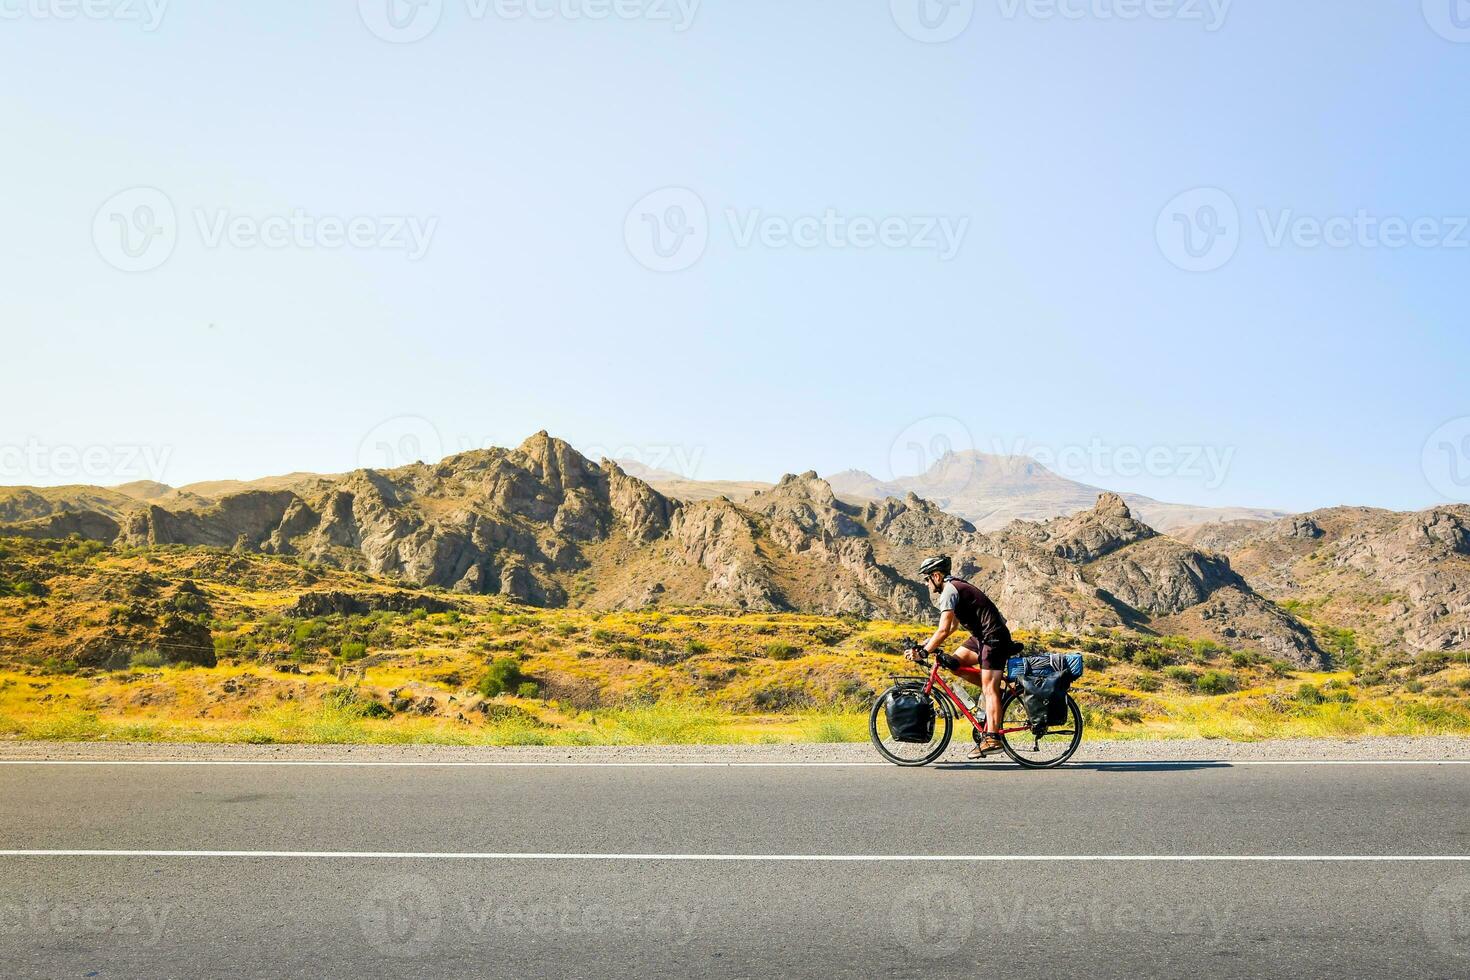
[906,555,1015,759]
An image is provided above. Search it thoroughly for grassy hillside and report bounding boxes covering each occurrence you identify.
[1,536,1467,744]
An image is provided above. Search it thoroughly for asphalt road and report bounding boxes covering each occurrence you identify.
[1,758,1468,979]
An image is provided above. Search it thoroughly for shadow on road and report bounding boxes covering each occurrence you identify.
[931,760,1234,773]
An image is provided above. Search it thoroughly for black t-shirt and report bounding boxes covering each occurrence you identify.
[937,576,1013,651]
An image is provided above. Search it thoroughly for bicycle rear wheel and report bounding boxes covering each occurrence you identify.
[869,685,953,767]
[997,691,1082,769]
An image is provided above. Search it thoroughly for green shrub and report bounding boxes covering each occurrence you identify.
[1296,683,1324,705]
[477,657,525,698]
[1163,666,1197,685]
[516,681,540,699]
[339,642,368,661]
[1136,650,1168,670]
[1229,652,1254,669]
[763,642,802,661]
[685,639,710,656]
[130,649,165,669]
[1195,671,1237,695]
[1134,674,1161,693]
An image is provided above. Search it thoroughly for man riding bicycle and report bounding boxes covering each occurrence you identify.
[906,556,1015,760]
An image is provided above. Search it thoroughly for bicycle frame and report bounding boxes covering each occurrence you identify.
[917,658,1034,736]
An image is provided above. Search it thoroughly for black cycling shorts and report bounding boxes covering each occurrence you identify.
[960,636,1010,671]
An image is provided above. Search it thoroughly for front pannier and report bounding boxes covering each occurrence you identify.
[885,689,936,743]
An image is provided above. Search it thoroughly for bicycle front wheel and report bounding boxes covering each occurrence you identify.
[997,692,1082,769]
[869,685,953,767]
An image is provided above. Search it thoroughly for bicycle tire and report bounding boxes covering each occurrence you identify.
[997,691,1083,769]
[869,685,953,767]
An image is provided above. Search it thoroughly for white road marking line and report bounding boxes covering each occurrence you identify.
[1,850,1467,862]
[0,759,1465,768]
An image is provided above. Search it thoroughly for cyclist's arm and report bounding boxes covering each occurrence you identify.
[921,610,958,655]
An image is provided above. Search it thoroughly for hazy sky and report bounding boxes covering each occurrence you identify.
[3,0,1467,514]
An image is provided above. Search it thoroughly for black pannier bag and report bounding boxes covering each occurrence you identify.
[885,689,936,743]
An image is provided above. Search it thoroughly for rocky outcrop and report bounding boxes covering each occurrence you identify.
[287,590,462,618]
[1188,505,1470,653]
[0,510,120,542]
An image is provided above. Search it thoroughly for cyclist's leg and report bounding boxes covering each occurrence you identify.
[975,639,1010,735]
[979,669,1003,734]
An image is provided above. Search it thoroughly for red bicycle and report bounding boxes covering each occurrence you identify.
[868,640,1083,769]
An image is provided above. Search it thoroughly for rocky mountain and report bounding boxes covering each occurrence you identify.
[1176,506,1470,654]
[826,451,1285,532]
[0,433,1330,665]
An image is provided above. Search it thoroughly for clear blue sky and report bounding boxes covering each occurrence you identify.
[3,1,1466,513]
